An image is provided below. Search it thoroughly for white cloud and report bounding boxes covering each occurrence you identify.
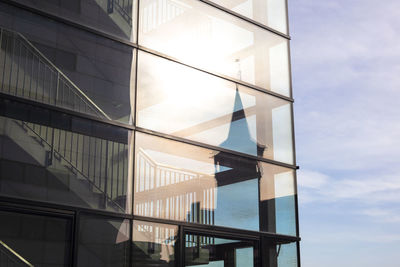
[297,169,329,188]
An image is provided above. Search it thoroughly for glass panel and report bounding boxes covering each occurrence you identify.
[262,238,298,267]
[135,132,294,233]
[260,166,296,236]
[77,215,130,267]
[0,3,136,124]
[0,99,133,213]
[0,210,72,267]
[136,51,294,164]
[132,220,178,266]
[138,0,290,96]
[11,0,137,41]
[210,0,288,34]
[185,234,256,267]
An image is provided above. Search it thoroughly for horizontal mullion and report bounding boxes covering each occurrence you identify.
[197,0,291,39]
[136,126,299,169]
[0,196,300,243]
[0,195,132,219]
[137,46,295,103]
[0,94,298,169]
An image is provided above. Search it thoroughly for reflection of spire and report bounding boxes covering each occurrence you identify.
[219,86,257,155]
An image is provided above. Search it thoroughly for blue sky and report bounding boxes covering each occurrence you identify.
[289,0,400,266]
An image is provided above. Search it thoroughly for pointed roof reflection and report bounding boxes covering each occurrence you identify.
[219,86,257,156]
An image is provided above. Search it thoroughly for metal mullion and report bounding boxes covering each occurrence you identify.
[132,214,299,242]
[71,210,80,267]
[0,195,132,219]
[0,91,299,170]
[197,0,290,39]
[137,46,294,103]
[136,126,299,170]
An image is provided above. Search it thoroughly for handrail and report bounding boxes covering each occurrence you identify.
[20,121,125,213]
[0,27,111,120]
[114,0,133,25]
[0,240,34,267]
[13,30,111,120]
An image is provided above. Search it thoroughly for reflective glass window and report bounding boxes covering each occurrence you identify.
[138,0,290,96]
[260,166,297,236]
[262,238,298,267]
[77,215,130,267]
[210,0,288,34]
[136,51,294,164]
[11,0,137,41]
[134,132,296,234]
[0,3,136,124]
[132,220,178,266]
[0,210,72,267]
[0,99,133,213]
[185,233,257,267]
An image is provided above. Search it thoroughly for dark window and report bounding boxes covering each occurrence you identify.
[77,214,130,267]
[0,209,72,267]
[185,233,258,267]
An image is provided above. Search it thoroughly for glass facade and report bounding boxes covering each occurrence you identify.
[0,0,299,266]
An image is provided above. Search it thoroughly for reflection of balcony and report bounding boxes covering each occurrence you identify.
[135,148,217,224]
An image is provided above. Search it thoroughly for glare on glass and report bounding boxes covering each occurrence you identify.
[134,132,297,234]
[137,51,294,164]
[138,0,291,96]
[210,0,288,34]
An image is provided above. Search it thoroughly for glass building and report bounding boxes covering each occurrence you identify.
[0,0,299,266]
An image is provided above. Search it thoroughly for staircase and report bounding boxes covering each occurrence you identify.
[96,0,133,38]
[0,27,110,120]
[0,27,128,213]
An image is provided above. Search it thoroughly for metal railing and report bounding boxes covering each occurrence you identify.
[0,27,110,120]
[108,0,133,26]
[13,119,128,212]
[0,240,34,267]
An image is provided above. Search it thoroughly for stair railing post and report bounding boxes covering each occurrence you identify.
[55,71,60,105]
[108,0,114,14]
[104,141,109,209]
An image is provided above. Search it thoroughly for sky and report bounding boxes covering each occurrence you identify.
[288,0,400,266]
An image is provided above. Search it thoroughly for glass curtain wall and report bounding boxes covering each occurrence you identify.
[0,0,299,266]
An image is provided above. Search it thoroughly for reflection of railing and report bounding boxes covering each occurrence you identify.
[108,0,133,26]
[140,0,186,33]
[135,149,216,224]
[0,27,110,120]
[13,119,127,212]
[0,240,34,267]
